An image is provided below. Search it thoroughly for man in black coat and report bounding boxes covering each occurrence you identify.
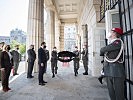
[27,45,36,78]
[38,42,47,86]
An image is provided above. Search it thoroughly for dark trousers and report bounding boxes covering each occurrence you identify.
[51,61,58,74]
[83,59,88,72]
[38,63,45,83]
[73,60,79,73]
[27,61,35,77]
[106,77,125,100]
[1,67,11,89]
[44,62,47,73]
[13,61,19,74]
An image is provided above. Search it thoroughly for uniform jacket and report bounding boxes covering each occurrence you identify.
[38,47,47,64]
[0,51,13,69]
[73,50,80,61]
[100,39,125,78]
[27,49,36,62]
[81,49,88,60]
[51,50,58,62]
[11,50,21,62]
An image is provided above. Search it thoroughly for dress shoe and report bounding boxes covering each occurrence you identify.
[3,88,8,92]
[13,73,19,76]
[43,81,47,83]
[27,76,34,78]
[7,87,11,90]
[83,72,88,75]
[39,83,45,85]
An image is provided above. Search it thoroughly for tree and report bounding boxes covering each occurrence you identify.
[10,40,26,55]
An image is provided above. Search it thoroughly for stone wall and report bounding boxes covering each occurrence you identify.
[78,0,105,76]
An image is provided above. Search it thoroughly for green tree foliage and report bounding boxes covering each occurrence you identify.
[10,40,26,55]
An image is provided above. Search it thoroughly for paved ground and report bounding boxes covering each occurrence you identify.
[0,61,109,100]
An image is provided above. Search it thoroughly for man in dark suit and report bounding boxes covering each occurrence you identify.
[11,45,21,76]
[1,45,13,92]
[38,42,47,86]
[27,45,36,78]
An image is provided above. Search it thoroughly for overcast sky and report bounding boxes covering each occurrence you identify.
[0,0,47,36]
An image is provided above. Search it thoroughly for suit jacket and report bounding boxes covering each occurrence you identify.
[0,49,2,68]
[1,51,13,69]
[100,39,125,78]
[27,49,36,62]
[11,50,21,62]
[44,49,49,61]
[38,47,47,64]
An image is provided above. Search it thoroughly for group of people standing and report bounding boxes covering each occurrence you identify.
[27,42,89,85]
[0,42,21,92]
[27,42,58,86]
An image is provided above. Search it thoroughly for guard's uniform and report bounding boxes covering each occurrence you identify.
[73,50,80,76]
[81,49,88,75]
[100,39,125,100]
[51,50,58,77]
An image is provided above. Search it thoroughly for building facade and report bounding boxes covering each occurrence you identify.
[27,0,133,99]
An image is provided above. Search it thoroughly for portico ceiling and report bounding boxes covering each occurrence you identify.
[44,0,81,22]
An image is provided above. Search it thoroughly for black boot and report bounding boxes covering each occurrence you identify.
[74,72,77,76]
[98,76,104,84]
[55,70,57,74]
[52,73,55,78]
[83,72,88,75]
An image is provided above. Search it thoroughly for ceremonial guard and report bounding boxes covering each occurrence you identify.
[100,28,125,100]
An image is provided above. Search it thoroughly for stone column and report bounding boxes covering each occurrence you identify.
[46,9,55,52]
[50,11,55,50]
[82,24,88,48]
[55,16,60,51]
[60,24,65,51]
[27,0,44,72]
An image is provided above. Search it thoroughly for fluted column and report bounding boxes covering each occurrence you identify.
[82,24,88,47]
[50,10,55,49]
[59,24,64,51]
[27,0,44,72]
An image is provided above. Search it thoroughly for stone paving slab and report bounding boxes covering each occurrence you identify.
[0,62,109,100]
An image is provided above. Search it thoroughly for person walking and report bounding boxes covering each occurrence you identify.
[73,46,80,76]
[0,44,13,92]
[38,42,47,86]
[27,45,36,78]
[51,47,58,78]
[100,28,125,100]
[81,46,88,75]
[11,45,21,76]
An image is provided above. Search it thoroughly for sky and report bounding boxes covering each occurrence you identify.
[0,0,47,36]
